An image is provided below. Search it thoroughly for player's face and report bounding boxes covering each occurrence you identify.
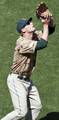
[22,22,35,33]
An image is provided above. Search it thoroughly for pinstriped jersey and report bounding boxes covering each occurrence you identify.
[11,30,42,77]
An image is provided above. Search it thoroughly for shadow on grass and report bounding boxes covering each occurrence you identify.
[40,112,59,120]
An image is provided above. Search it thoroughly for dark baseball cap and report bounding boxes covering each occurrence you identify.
[16,17,32,33]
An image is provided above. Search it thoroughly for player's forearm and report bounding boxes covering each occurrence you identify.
[41,23,49,41]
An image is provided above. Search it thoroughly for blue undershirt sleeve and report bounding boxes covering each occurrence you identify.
[35,38,48,50]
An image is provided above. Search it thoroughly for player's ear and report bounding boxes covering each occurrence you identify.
[20,31,23,36]
[21,27,26,33]
[21,28,26,36]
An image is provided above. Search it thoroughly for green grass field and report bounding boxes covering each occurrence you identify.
[0,0,59,119]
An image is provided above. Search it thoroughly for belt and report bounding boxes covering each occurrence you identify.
[18,75,30,81]
[10,72,30,81]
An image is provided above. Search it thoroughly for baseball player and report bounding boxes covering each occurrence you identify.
[1,3,55,120]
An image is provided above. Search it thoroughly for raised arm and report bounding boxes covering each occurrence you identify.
[35,2,55,50]
[35,20,49,50]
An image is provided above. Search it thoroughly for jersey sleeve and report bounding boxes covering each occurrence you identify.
[35,38,48,50]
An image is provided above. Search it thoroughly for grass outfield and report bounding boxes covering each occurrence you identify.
[0,0,59,119]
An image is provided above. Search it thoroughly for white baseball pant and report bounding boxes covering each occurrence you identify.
[1,73,42,120]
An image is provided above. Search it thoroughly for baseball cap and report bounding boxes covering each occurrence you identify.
[16,17,32,33]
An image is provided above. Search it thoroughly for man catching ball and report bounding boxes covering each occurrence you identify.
[1,2,55,120]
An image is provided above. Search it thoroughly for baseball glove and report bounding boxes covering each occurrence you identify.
[36,2,55,35]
